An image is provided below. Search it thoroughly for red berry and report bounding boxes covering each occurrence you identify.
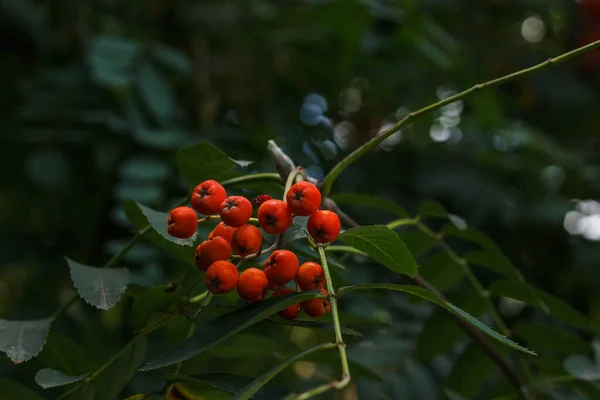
[208,222,237,244]
[580,0,600,25]
[264,250,299,286]
[167,206,198,239]
[272,288,301,320]
[252,194,273,206]
[257,199,293,234]
[306,210,341,243]
[191,180,227,215]
[286,181,322,216]
[194,237,232,271]
[237,268,269,302]
[220,196,253,227]
[579,32,600,72]
[301,288,331,317]
[231,224,263,258]
[204,260,238,294]
[297,262,325,291]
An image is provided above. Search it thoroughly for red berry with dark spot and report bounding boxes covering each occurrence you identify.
[191,180,227,215]
[286,181,322,216]
[307,210,341,243]
[208,222,237,244]
[237,268,269,302]
[167,206,198,239]
[231,224,263,258]
[194,237,232,271]
[220,196,253,227]
[252,194,273,206]
[301,288,331,318]
[297,262,325,290]
[264,250,299,286]
[272,288,301,320]
[257,199,292,234]
[204,260,238,294]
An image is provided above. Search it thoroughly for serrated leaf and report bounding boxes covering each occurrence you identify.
[165,373,290,400]
[339,225,418,277]
[35,368,88,389]
[513,322,590,355]
[337,284,535,355]
[176,142,236,188]
[67,258,129,310]
[123,200,195,265]
[232,343,335,400]
[267,317,363,337]
[488,280,591,330]
[0,378,44,400]
[329,192,409,218]
[281,217,309,248]
[128,283,183,329]
[418,200,448,218]
[564,354,600,381]
[137,61,173,125]
[0,317,53,363]
[140,290,324,371]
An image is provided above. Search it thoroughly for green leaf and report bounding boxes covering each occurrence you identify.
[0,317,53,363]
[337,284,535,355]
[398,230,438,259]
[123,200,195,265]
[128,283,183,329]
[267,317,363,337]
[444,388,469,400]
[152,44,191,74]
[38,332,92,374]
[35,368,88,389]
[513,322,590,355]
[137,61,173,125]
[140,290,324,371]
[176,142,237,188]
[339,225,418,277]
[165,373,290,400]
[488,280,591,330]
[281,217,309,248]
[564,354,600,381]
[329,192,409,218]
[0,378,44,400]
[446,343,498,398]
[67,258,130,310]
[88,34,140,87]
[418,251,464,293]
[418,200,448,218]
[232,343,335,400]
[100,337,148,399]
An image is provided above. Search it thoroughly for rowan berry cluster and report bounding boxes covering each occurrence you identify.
[166,179,341,320]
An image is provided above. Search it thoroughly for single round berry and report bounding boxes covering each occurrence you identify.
[167,206,198,239]
[264,249,299,286]
[272,288,301,320]
[286,181,322,216]
[580,0,600,26]
[257,199,293,234]
[204,260,238,294]
[208,222,237,244]
[231,224,263,258]
[307,210,341,243]
[220,196,253,227]
[297,262,325,291]
[191,180,227,215]
[194,237,232,271]
[237,268,269,302]
[301,288,331,318]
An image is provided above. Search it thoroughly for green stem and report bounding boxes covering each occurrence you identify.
[293,245,350,400]
[386,217,420,230]
[221,172,283,187]
[325,245,367,257]
[320,39,600,196]
[283,167,303,202]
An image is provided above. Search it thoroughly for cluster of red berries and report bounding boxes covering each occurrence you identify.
[167,179,341,319]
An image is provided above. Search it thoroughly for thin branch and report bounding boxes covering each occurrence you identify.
[320,39,600,196]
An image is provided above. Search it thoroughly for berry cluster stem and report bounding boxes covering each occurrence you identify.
[294,245,350,399]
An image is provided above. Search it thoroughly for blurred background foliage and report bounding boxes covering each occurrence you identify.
[2,0,600,399]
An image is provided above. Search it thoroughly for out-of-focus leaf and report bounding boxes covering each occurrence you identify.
[67,258,129,310]
[38,332,93,374]
[564,354,600,381]
[267,317,363,337]
[123,200,195,265]
[88,34,140,87]
[140,290,324,371]
[446,343,498,398]
[513,322,590,355]
[488,280,591,330]
[207,333,278,359]
[0,378,44,400]
[35,368,88,389]
[137,61,173,125]
[164,373,290,400]
[329,192,409,218]
[398,229,438,259]
[339,225,418,277]
[101,337,148,399]
[418,251,464,293]
[444,388,469,400]
[0,317,53,363]
[176,142,237,188]
[152,44,192,74]
[128,283,183,329]
[418,200,448,218]
[338,284,535,355]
